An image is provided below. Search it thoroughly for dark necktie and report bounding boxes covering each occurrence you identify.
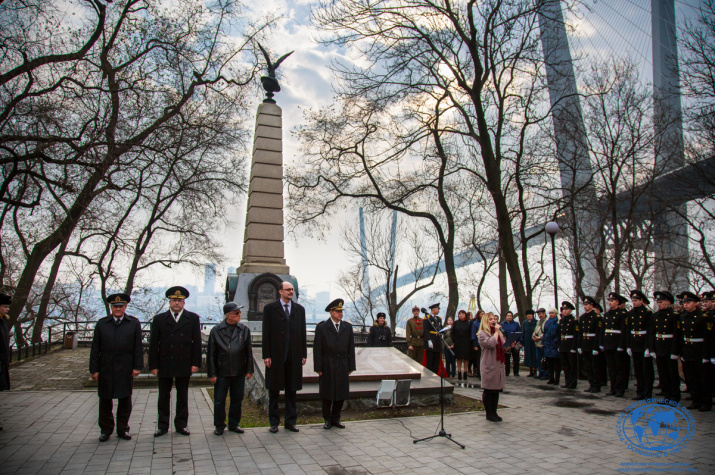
[173,312,178,322]
[115,318,121,326]
[284,304,289,317]
[335,322,340,333]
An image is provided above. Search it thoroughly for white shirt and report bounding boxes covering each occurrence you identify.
[172,309,184,322]
[330,317,341,332]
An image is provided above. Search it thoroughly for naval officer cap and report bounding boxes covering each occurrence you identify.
[561,301,575,311]
[325,298,344,312]
[166,286,190,300]
[702,290,715,301]
[594,302,603,312]
[630,290,650,305]
[608,292,627,304]
[676,291,700,303]
[582,296,597,306]
[106,293,130,306]
[428,303,440,310]
[653,291,674,303]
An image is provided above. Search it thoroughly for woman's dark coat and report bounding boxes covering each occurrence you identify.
[522,318,538,367]
[543,317,561,359]
[452,318,473,360]
[367,323,392,347]
[207,321,254,378]
[89,315,143,399]
[313,319,356,401]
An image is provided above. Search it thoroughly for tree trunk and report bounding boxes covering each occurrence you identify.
[499,248,509,317]
[31,239,68,343]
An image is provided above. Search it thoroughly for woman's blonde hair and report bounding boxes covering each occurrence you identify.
[479,312,500,336]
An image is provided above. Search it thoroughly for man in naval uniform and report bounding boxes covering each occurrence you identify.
[626,290,654,400]
[558,301,578,389]
[578,296,603,393]
[90,293,143,442]
[648,291,680,402]
[601,293,628,397]
[314,299,356,429]
[423,303,443,374]
[674,291,711,411]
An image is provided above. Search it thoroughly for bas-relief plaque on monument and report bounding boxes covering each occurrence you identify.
[302,347,421,383]
[257,282,277,314]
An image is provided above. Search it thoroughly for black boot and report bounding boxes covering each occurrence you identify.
[458,372,462,380]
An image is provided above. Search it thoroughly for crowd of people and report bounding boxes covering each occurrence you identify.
[399,288,715,422]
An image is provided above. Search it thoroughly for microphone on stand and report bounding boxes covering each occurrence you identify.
[420,307,429,316]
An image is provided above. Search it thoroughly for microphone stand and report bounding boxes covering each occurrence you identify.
[413,318,466,449]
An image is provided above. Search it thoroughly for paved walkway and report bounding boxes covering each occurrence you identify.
[9,347,91,391]
[1,369,714,474]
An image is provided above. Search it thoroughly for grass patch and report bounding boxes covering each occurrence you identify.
[205,388,483,428]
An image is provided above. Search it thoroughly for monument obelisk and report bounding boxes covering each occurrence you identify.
[227,46,297,323]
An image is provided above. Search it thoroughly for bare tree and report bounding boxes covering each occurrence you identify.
[1,0,268,345]
[288,0,558,319]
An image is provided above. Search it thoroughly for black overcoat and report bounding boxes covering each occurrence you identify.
[313,319,356,401]
[0,317,10,391]
[89,315,143,399]
[261,299,307,391]
[149,310,202,378]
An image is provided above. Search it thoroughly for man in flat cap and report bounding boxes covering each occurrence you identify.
[0,293,12,430]
[674,291,711,411]
[207,303,253,436]
[558,301,579,389]
[626,290,654,400]
[262,281,307,433]
[601,293,628,397]
[90,293,143,442]
[149,286,202,436]
[649,291,680,402]
[314,299,355,429]
[423,303,443,374]
[578,296,603,393]
[405,306,424,363]
[593,302,608,388]
[367,312,392,347]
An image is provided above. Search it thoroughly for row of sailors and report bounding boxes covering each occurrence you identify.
[554,289,714,412]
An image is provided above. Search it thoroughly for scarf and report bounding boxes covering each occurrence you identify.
[492,325,506,364]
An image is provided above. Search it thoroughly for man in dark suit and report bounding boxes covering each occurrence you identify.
[89,293,143,442]
[423,303,443,374]
[262,281,307,433]
[149,286,202,436]
[314,298,356,429]
[0,293,12,432]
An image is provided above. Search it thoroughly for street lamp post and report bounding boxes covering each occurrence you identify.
[545,222,560,309]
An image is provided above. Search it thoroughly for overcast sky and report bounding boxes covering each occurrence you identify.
[172,0,702,310]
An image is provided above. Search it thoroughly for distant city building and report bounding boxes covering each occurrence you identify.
[203,263,217,295]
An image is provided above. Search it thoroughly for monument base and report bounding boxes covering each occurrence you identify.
[228,272,298,321]
[247,347,454,413]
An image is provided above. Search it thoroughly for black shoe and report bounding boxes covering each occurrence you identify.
[269,426,278,433]
[99,433,110,442]
[632,395,644,400]
[568,384,577,390]
[606,391,616,396]
[117,432,131,440]
[584,387,593,393]
[154,429,168,437]
[176,428,190,436]
[687,403,700,410]
[698,406,711,412]
[591,388,601,394]
[547,380,556,385]
[333,421,346,429]
[284,425,299,433]
[214,428,224,435]
[228,426,244,434]
[495,414,503,422]
[615,392,624,398]
[323,422,332,430]
[486,414,499,422]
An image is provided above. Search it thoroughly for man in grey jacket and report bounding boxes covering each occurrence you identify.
[207,303,254,435]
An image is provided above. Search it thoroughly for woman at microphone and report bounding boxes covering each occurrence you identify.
[478,312,513,422]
